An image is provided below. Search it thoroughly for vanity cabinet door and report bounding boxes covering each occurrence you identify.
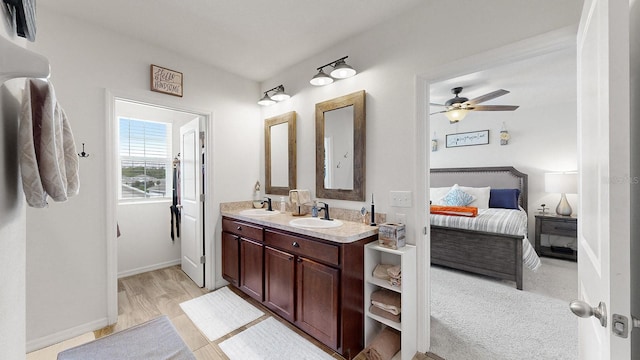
[240,238,264,302]
[296,256,340,350]
[221,232,240,286]
[264,246,295,322]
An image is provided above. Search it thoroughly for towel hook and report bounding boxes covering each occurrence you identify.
[78,143,89,158]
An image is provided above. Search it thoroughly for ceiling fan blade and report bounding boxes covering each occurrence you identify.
[471,105,519,111]
[429,102,446,107]
[429,110,447,115]
[466,89,510,106]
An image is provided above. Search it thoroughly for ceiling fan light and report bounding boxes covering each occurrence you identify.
[445,109,468,123]
[330,59,356,79]
[258,93,276,106]
[271,86,290,102]
[310,69,334,86]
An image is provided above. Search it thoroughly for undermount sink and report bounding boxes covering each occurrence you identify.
[239,208,280,216]
[289,217,343,229]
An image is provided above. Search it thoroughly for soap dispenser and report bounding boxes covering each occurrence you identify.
[280,197,286,212]
[311,200,318,218]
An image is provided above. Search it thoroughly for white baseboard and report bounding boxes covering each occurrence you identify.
[117,259,181,278]
[26,317,108,353]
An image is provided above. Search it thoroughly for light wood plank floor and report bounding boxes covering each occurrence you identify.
[28,265,437,360]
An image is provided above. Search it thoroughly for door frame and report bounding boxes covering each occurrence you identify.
[413,26,577,352]
[105,89,215,324]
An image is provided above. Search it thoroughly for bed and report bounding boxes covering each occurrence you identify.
[429,166,540,290]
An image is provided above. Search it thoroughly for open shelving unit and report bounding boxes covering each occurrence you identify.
[364,241,417,360]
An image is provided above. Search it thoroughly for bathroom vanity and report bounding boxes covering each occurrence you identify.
[221,207,377,359]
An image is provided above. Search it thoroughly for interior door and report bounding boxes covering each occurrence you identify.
[575,0,631,358]
[180,117,205,287]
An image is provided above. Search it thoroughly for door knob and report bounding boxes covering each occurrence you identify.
[570,300,607,327]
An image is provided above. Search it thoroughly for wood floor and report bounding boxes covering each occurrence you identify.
[30,265,437,359]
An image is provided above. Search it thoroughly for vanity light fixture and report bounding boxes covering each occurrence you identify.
[258,84,290,106]
[310,56,357,86]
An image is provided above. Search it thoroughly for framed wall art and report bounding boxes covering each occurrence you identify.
[446,130,489,148]
[150,64,183,97]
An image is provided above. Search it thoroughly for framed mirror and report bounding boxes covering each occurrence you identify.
[316,90,366,201]
[265,111,297,195]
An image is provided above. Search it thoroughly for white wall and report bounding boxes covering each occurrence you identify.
[18,0,583,352]
[260,0,582,242]
[116,101,198,277]
[630,0,640,355]
[25,7,261,350]
[0,28,29,359]
[429,47,578,236]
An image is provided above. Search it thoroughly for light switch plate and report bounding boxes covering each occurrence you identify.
[390,191,412,207]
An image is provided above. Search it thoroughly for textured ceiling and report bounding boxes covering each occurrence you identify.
[39,0,424,82]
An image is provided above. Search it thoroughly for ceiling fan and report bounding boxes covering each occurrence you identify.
[430,86,519,123]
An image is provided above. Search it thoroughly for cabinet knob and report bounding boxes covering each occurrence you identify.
[297,258,303,263]
[292,241,300,248]
[237,226,242,231]
[288,256,294,261]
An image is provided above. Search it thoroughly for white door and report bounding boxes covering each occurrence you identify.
[574,0,631,358]
[180,118,205,287]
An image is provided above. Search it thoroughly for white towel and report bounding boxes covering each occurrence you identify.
[297,189,311,205]
[19,79,79,207]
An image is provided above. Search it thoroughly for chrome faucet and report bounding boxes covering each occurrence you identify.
[317,202,332,220]
[262,197,273,211]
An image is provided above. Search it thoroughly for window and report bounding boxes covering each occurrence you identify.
[119,117,172,201]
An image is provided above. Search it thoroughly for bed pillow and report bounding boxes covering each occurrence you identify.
[441,185,476,206]
[489,188,521,209]
[459,186,491,209]
[430,186,451,205]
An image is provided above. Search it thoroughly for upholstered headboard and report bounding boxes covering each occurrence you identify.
[430,166,528,211]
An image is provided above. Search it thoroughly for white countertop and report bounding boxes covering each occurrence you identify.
[221,208,378,244]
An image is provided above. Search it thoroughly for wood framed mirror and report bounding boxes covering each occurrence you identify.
[316,90,366,201]
[265,111,297,195]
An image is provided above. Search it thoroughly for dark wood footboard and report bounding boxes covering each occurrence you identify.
[430,225,523,290]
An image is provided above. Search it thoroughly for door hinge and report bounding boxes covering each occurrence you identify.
[200,194,205,202]
[200,255,206,264]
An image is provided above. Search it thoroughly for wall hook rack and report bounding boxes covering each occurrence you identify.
[77,143,89,158]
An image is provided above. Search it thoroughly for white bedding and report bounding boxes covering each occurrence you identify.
[430,207,541,271]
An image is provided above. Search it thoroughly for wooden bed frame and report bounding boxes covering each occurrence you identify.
[430,166,528,290]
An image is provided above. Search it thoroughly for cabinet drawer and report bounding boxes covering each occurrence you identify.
[540,220,577,237]
[265,230,339,266]
[222,218,264,241]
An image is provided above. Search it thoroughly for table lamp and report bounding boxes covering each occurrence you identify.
[545,172,577,216]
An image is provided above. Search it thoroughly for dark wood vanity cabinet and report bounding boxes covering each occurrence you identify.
[296,256,340,348]
[264,246,296,322]
[221,216,375,359]
[221,218,264,302]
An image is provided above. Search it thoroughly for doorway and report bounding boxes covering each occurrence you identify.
[414,28,579,356]
[105,93,214,324]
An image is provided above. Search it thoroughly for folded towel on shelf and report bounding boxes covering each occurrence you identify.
[19,78,79,207]
[363,326,401,360]
[386,265,401,279]
[369,305,400,323]
[371,289,401,310]
[372,301,400,315]
[373,264,393,280]
[388,278,402,287]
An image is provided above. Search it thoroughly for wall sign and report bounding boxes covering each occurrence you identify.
[150,64,183,97]
[446,130,490,148]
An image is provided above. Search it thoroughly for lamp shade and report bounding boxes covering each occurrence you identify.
[545,172,577,194]
[330,59,356,79]
[257,93,276,106]
[271,87,290,102]
[310,69,334,86]
[445,109,468,123]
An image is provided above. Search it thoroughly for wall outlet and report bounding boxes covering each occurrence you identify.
[390,190,412,207]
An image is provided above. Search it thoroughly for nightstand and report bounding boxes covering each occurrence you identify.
[534,214,577,261]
